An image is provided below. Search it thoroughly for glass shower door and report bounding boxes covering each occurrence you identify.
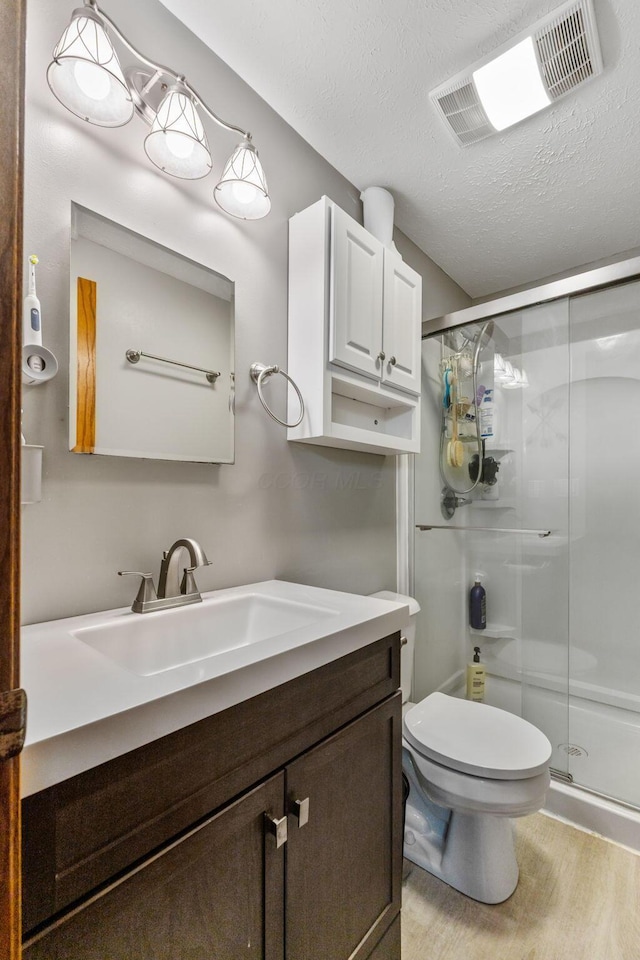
[567,279,640,807]
[415,302,571,778]
[503,300,571,780]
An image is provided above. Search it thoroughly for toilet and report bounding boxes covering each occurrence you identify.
[371,591,552,905]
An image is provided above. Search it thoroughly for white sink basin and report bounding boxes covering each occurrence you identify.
[21,580,410,797]
[72,592,339,676]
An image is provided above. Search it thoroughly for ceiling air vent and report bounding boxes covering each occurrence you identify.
[432,80,493,147]
[535,1,602,100]
[430,0,603,147]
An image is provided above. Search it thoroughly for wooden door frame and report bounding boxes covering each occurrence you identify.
[0,0,25,957]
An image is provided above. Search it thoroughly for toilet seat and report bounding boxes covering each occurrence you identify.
[404,742,550,816]
[403,692,552,781]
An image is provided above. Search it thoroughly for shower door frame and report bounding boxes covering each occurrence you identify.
[420,253,640,340]
[401,252,640,600]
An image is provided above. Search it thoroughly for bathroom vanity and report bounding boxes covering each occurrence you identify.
[20,582,407,960]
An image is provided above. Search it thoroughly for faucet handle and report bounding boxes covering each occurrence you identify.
[180,566,201,598]
[118,571,158,612]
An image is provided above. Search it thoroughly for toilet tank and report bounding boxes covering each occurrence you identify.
[370,592,420,704]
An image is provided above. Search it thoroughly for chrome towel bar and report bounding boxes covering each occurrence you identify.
[125,349,220,383]
[417,524,551,538]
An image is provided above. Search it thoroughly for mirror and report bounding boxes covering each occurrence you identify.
[69,204,234,463]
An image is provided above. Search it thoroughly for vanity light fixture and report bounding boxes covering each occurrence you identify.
[430,0,603,146]
[214,138,271,220]
[47,0,271,218]
[47,4,133,127]
[144,84,212,180]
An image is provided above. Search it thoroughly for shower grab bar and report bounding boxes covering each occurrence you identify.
[417,524,551,538]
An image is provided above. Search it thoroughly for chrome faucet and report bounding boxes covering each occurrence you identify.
[119,538,211,614]
[158,538,211,600]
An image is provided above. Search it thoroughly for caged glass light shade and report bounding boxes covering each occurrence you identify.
[214,139,271,220]
[47,9,133,127]
[144,88,212,180]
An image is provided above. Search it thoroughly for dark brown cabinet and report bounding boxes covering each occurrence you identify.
[286,698,400,960]
[22,634,402,960]
[24,774,286,960]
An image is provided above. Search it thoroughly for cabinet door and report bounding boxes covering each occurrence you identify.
[330,204,384,381]
[285,694,402,960]
[23,774,285,960]
[381,250,422,396]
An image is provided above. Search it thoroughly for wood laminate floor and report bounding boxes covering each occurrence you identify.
[401,812,640,960]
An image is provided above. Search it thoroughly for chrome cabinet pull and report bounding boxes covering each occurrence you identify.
[376,351,386,363]
[388,356,397,366]
[291,797,310,827]
[264,813,288,848]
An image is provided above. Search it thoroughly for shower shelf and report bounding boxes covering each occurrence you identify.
[470,623,517,639]
[484,449,514,459]
[469,500,516,510]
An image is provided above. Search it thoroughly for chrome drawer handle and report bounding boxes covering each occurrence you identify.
[291,797,310,827]
[265,813,288,848]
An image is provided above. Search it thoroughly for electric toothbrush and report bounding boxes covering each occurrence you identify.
[22,254,58,385]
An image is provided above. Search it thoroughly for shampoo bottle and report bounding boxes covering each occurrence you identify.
[466,647,486,702]
[469,575,486,630]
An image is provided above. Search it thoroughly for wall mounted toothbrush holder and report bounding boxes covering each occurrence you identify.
[22,344,58,386]
[22,255,58,385]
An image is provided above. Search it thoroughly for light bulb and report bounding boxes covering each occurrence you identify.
[231,181,259,204]
[73,59,110,101]
[164,132,195,160]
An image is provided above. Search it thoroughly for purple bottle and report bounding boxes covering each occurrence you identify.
[469,576,486,630]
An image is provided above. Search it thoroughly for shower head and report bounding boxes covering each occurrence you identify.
[471,319,494,369]
[456,320,494,354]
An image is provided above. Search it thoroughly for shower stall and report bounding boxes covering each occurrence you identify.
[411,257,640,838]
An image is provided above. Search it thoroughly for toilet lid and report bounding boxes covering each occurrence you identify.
[403,693,552,781]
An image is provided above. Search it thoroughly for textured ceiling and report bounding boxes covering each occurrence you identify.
[158,0,640,297]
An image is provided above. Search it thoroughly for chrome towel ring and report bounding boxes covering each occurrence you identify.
[250,362,304,428]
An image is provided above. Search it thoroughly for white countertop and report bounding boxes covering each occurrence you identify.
[21,580,409,797]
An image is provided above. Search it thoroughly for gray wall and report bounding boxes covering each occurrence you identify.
[22,0,469,625]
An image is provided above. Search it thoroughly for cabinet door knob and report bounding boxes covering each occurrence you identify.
[389,356,397,366]
[264,813,288,848]
[376,351,386,364]
[291,797,310,827]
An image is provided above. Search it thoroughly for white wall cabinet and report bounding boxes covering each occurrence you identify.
[329,204,384,381]
[288,196,422,456]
